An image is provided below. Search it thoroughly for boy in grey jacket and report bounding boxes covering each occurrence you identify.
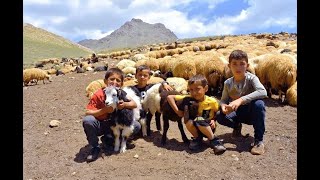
[216,50,267,155]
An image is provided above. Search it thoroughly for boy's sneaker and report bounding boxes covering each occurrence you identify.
[86,146,101,162]
[209,138,226,155]
[189,137,202,150]
[231,123,242,139]
[250,140,265,155]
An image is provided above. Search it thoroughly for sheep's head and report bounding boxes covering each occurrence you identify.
[46,74,52,82]
[104,86,121,110]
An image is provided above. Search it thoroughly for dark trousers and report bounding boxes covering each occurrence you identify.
[83,115,141,148]
[215,99,266,142]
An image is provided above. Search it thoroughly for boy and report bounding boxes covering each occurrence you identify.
[216,49,267,155]
[82,67,141,162]
[129,65,173,136]
[167,74,226,154]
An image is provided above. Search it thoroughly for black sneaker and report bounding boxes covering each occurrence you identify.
[231,123,242,139]
[210,138,226,155]
[86,146,101,162]
[189,137,202,150]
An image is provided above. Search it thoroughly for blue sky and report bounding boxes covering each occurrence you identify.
[23,0,297,43]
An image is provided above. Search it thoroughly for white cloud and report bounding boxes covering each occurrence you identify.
[23,0,297,42]
[51,16,67,25]
[74,28,113,40]
[24,0,53,5]
[23,16,45,27]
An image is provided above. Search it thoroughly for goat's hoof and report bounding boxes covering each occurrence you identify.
[114,147,119,152]
[120,148,126,153]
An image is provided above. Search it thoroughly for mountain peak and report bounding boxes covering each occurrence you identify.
[79,18,177,51]
[131,18,143,23]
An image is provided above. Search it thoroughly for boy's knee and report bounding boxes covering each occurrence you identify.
[185,120,194,128]
[83,115,96,126]
[252,100,265,111]
[215,111,224,123]
[133,121,141,134]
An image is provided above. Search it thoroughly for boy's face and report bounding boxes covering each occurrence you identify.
[228,58,249,77]
[188,81,208,101]
[104,73,123,87]
[135,69,151,86]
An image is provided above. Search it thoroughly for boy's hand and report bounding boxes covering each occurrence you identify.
[117,100,125,110]
[209,120,216,129]
[224,105,234,114]
[176,110,184,117]
[221,104,231,115]
[163,84,173,91]
[229,98,243,111]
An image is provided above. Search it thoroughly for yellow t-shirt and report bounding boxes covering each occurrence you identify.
[175,95,220,120]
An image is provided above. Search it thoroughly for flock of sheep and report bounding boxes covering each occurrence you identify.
[23,32,297,107]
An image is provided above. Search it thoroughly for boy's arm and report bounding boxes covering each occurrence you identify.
[167,95,183,117]
[240,75,267,104]
[86,106,114,117]
[161,81,173,91]
[85,95,114,117]
[118,96,137,110]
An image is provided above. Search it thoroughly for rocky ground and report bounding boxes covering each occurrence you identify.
[23,70,297,180]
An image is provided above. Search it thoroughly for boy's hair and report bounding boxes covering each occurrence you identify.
[188,74,208,87]
[104,67,125,82]
[229,49,248,63]
[136,65,152,75]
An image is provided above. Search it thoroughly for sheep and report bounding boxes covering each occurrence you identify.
[104,86,144,153]
[142,83,190,145]
[286,81,297,107]
[94,65,108,72]
[75,66,85,73]
[86,79,106,99]
[23,68,52,86]
[122,66,136,75]
[166,77,188,95]
[255,54,297,103]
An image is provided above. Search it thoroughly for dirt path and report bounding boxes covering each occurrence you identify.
[23,71,297,180]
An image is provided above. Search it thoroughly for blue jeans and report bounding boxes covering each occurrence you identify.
[216,99,266,142]
[83,115,141,147]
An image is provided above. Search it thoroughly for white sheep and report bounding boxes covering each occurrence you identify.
[166,77,188,94]
[23,68,52,86]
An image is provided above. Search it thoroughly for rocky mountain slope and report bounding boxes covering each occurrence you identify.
[78,18,178,51]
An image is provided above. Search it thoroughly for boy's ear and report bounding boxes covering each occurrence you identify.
[204,85,209,92]
[247,63,250,68]
[228,63,231,68]
[104,79,108,85]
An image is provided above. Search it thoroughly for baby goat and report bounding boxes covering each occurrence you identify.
[142,83,198,145]
[104,86,143,153]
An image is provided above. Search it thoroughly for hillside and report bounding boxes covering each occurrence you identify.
[78,18,178,52]
[23,23,94,66]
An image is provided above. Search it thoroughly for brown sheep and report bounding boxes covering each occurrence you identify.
[23,68,52,86]
[255,54,297,102]
[286,81,297,107]
[85,79,106,99]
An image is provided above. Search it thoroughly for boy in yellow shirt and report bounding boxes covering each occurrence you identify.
[167,74,226,154]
